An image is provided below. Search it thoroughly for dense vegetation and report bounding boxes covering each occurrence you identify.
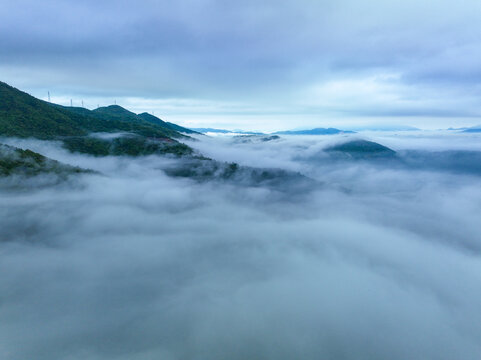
[0,81,320,193]
[0,143,88,177]
[164,157,316,192]
[63,135,193,157]
[0,81,195,157]
[325,140,396,159]
[0,81,193,140]
[55,104,185,139]
[0,82,87,138]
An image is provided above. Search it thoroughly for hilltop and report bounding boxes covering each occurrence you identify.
[325,139,396,159]
[0,81,193,157]
[138,112,199,134]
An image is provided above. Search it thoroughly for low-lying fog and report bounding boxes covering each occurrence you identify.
[1,131,481,360]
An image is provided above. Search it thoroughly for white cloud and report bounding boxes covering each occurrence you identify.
[1,133,481,359]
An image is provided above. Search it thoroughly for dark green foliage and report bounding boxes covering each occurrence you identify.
[0,81,196,157]
[62,135,193,157]
[233,135,280,143]
[326,140,396,159]
[52,104,186,139]
[222,162,239,178]
[0,82,87,139]
[93,105,140,122]
[164,158,317,193]
[109,137,192,157]
[62,137,111,156]
[0,81,189,140]
[0,143,88,177]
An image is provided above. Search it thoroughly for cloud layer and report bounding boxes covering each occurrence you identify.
[1,0,481,129]
[1,132,481,359]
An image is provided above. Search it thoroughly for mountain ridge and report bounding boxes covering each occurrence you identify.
[273,128,355,135]
[0,81,191,140]
[0,81,194,157]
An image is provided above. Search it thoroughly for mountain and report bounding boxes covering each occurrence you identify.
[53,104,184,139]
[0,81,320,190]
[0,81,191,139]
[0,81,193,157]
[190,128,231,134]
[137,112,199,134]
[62,134,192,157]
[93,104,140,122]
[0,143,89,177]
[273,128,355,135]
[190,128,264,135]
[164,158,318,193]
[347,125,419,132]
[232,135,280,144]
[0,81,88,138]
[325,140,396,159]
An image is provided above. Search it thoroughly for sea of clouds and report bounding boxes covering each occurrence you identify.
[1,131,481,360]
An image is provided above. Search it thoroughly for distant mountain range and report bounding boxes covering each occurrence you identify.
[446,125,481,133]
[190,128,264,135]
[347,125,419,132]
[191,127,355,135]
[273,128,355,135]
[462,125,481,133]
[193,125,426,135]
[0,81,317,190]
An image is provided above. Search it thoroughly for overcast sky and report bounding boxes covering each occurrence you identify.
[1,0,481,130]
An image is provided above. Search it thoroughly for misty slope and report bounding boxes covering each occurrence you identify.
[0,81,319,188]
[55,104,185,139]
[0,143,88,177]
[165,158,317,193]
[325,139,396,159]
[0,81,194,157]
[232,135,281,143]
[0,81,185,139]
[2,131,481,360]
[63,134,192,157]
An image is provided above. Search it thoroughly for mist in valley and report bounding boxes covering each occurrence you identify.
[1,132,481,360]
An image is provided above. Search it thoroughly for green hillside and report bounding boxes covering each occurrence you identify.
[138,112,199,134]
[93,105,140,122]
[326,140,396,159]
[0,82,87,138]
[0,143,88,177]
[63,135,192,157]
[0,81,194,157]
[0,81,188,140]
